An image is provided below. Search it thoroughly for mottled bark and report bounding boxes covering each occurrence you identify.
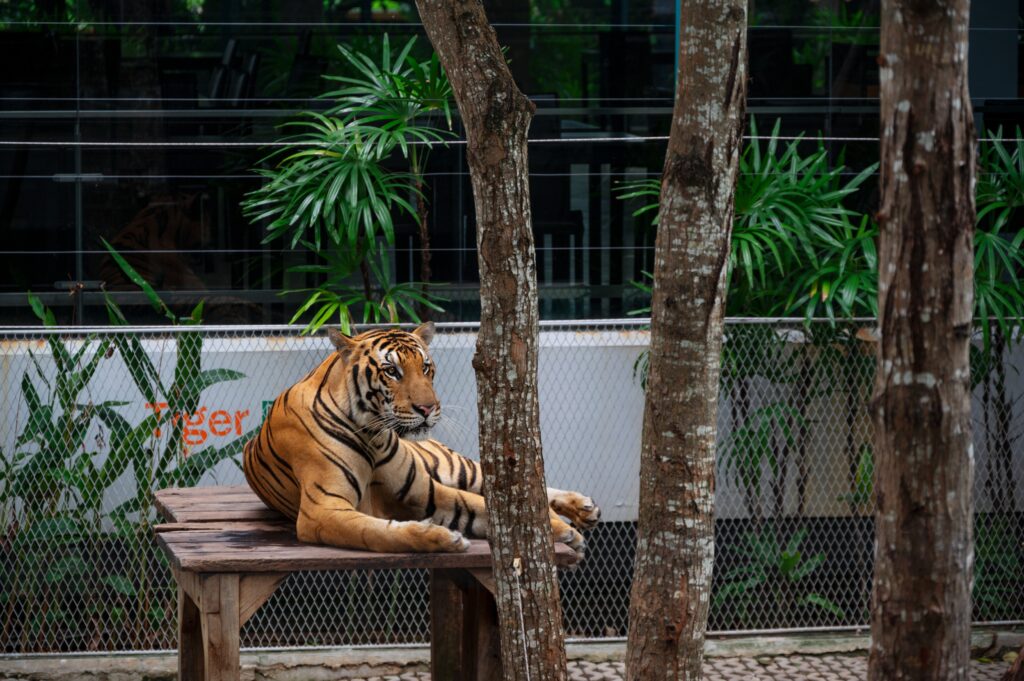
[624,1,747,680]
[869,2,976,680]
[413,3,567,681]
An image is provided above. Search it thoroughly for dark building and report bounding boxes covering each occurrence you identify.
[0,0,1020,325]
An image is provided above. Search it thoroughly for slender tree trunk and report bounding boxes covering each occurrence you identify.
[869,2,976,680]
[415,176,433,318]
[414,3,567,681]
[624,1,747,679]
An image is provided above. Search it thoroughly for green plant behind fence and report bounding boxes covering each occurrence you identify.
[2,247,255,651]
[619,124,1024,628]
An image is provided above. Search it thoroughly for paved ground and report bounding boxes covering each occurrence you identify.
[351,657,1012,681]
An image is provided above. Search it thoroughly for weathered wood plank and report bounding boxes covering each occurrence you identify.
[161,507,283,523]
[157,533,578,573]
[156,521,292,534]
[155,486,277,523]
[158,497,273,508]
[157,485,253,499]
[431,569,465,681]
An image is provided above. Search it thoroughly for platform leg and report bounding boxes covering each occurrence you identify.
[462,574,502,681]
[199,574,241,681]
[429,569,503,681]
[431,569,466,681]
[178,584,205,681]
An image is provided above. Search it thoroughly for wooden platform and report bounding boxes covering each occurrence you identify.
[154,485,579,681]
[154,485,578,573]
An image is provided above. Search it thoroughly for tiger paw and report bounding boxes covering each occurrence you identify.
[556,525,586,563]
[412,519,470,553]
[549,490,601,531]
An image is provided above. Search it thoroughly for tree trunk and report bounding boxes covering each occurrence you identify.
[413,3,567,681]
[869,2,976,680]
[415,176,433,319]
[624,1,747,679]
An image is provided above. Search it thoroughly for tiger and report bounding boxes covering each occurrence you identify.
[242,322,601,556]
[98,193,210,293]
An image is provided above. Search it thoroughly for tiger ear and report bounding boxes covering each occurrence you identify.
[327,327,357,358]
[412,321,435,346]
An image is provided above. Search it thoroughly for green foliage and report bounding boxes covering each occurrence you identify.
[714,527,844,628]
[243,34,450,333]
[784,214,878,321]
[838,443,874,510]
[732,119,877,318]
[286,247,445,335]
[322,34,453,134]
[720,401,806,499]
[243,113,420,252]
[619,122,1024,340]
[3,256,250,651]
[974,128,1024,350]
[616,118,878,321]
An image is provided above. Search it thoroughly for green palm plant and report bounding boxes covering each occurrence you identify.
[243,114,420,253]
[974,127,1024,350]
[286,245,445,334]
[714,527,844,629]
[616,119,877,319]
[733,119,876,317]
[973,128,1024,525]
[8,260,247,650]
[784,214,878,321]
[323,34,453,132]
[243,34,452,332]
[323,35,453,310]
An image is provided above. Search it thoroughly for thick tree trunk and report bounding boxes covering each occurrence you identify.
[413,3,567,681]
[624,1,746,679]
[869,2,976,680]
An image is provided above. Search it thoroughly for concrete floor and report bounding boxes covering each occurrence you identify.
[0,631,1019,681]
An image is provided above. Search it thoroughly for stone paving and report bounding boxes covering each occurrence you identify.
[352,656,1011,681]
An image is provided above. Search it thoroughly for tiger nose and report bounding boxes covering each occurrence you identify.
[413,402,437,417]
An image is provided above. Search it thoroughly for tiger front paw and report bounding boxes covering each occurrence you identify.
[409,519,471,553]
[555,524,586,563]
[549,490,601,531]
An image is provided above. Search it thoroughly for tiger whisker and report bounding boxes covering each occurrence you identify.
[437,413,473,442]
[352,415,395,437]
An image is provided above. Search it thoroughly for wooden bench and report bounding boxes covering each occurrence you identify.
[154,485,579,681]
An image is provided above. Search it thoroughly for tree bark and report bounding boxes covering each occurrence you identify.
[413,3,567,681]
[869,2,976,680]
[624,1,747,679]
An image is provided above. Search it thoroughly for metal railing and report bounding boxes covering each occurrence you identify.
[0,319,1021,653]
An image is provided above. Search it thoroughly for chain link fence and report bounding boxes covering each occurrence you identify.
[1,319,1021,653]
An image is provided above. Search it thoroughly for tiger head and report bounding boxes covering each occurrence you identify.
[327,323,440,440]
